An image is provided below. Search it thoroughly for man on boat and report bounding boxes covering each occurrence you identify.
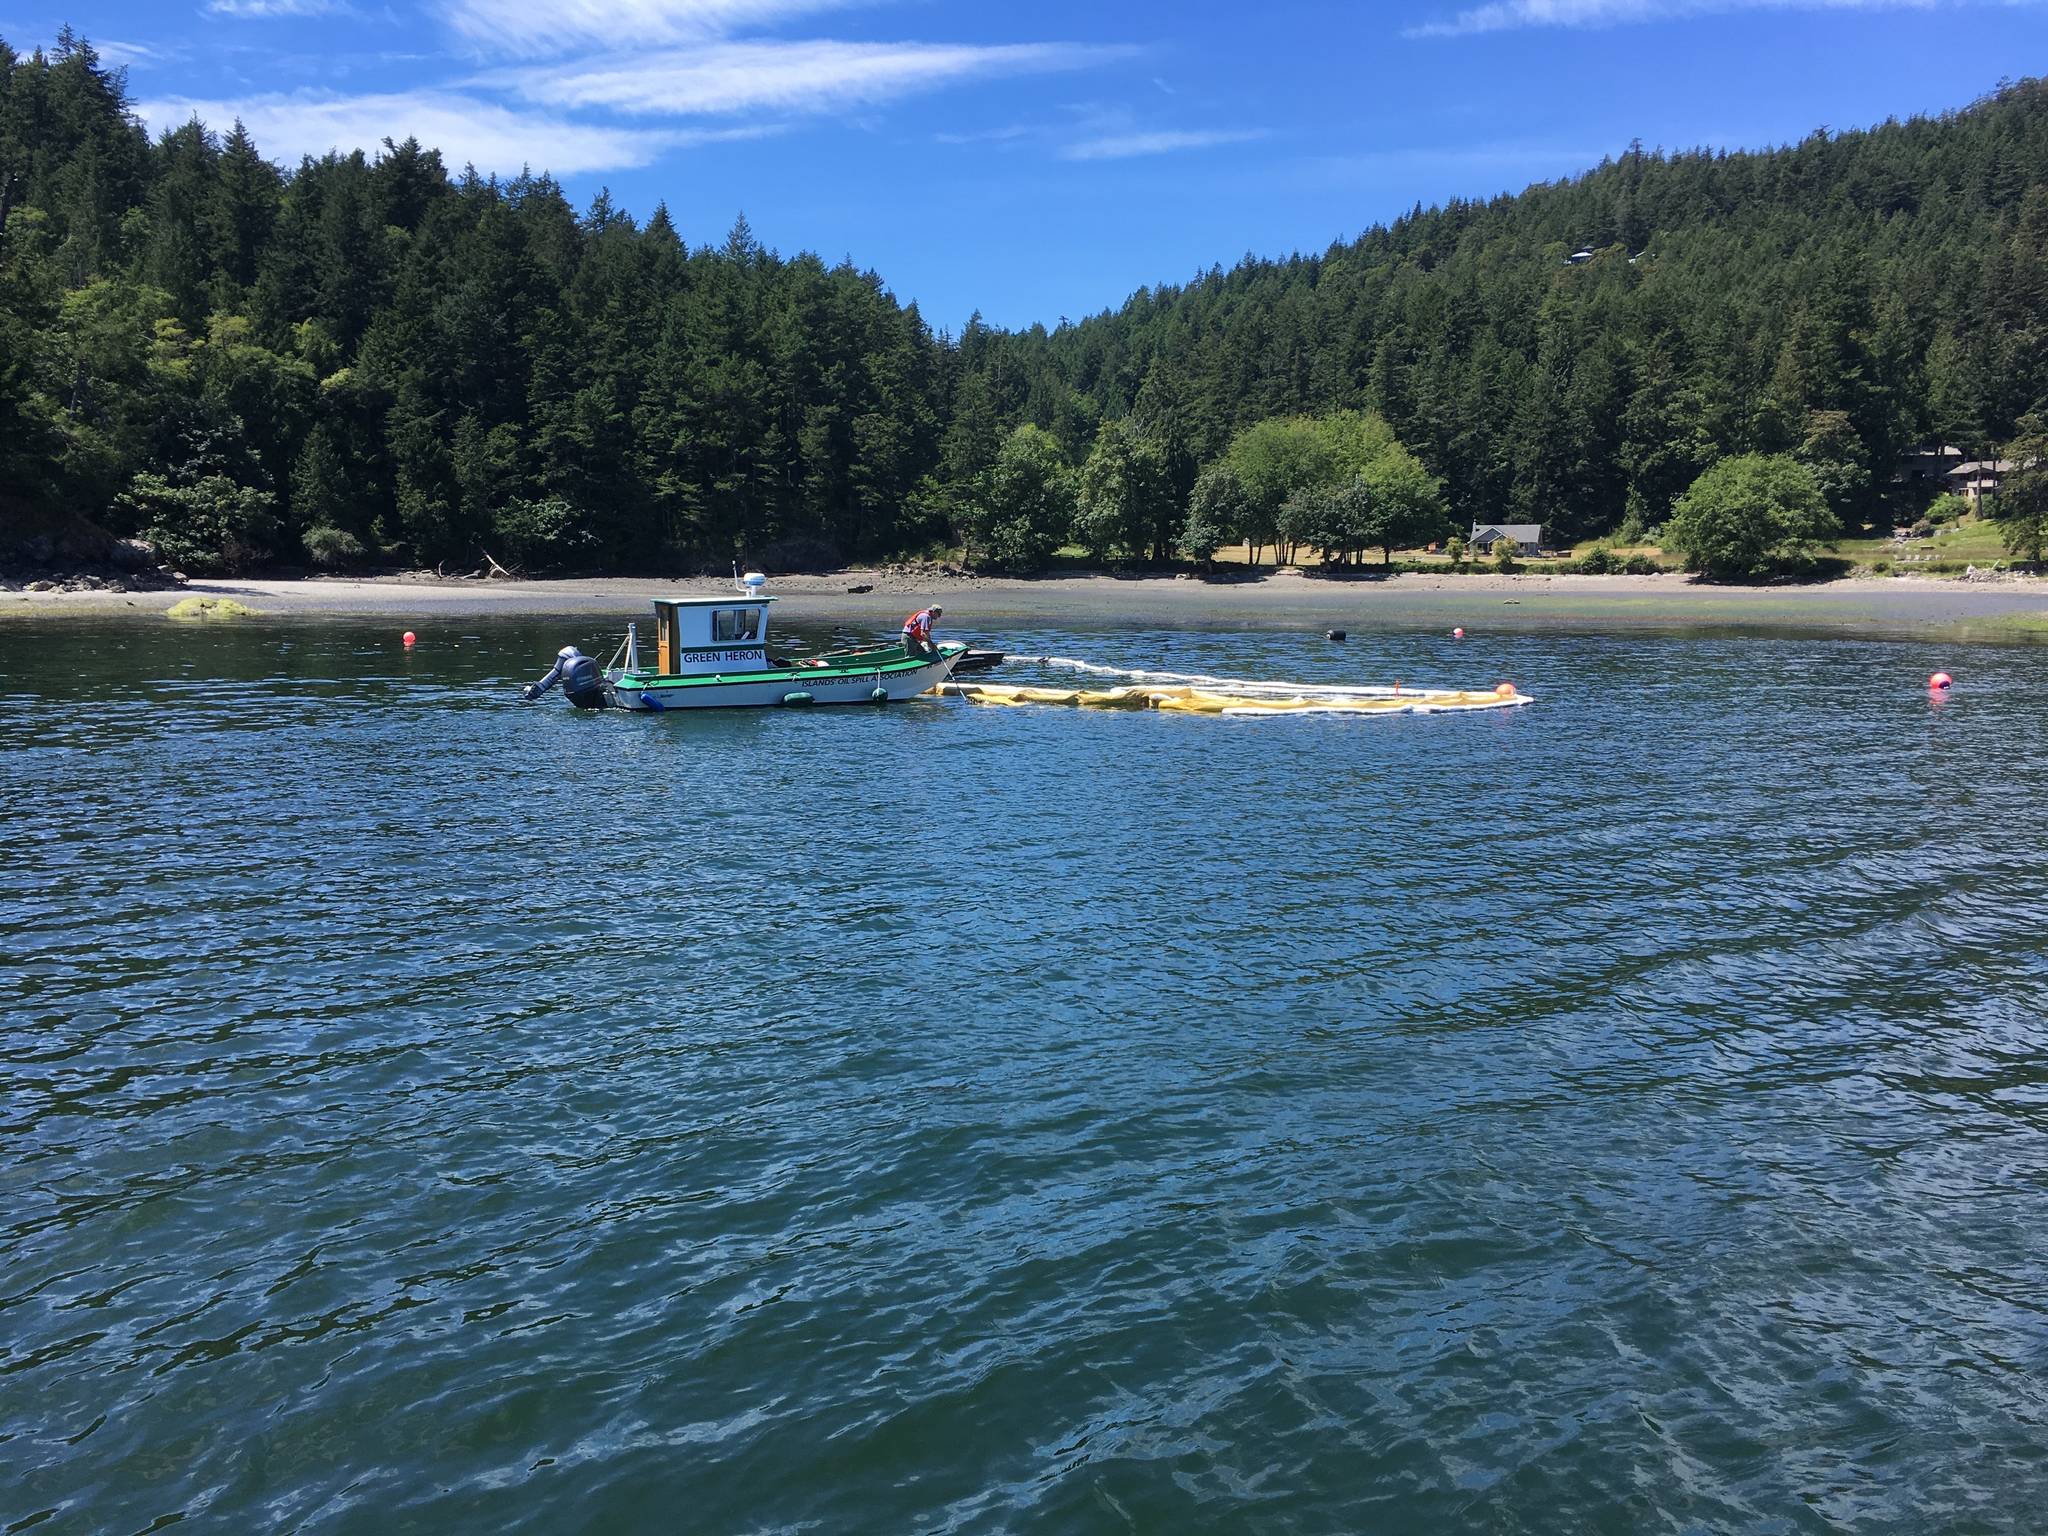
[901,604,943,660]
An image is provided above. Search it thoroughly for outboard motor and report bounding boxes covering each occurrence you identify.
[521,645,612,709]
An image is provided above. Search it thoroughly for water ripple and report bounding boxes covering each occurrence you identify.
[4,620,2048,1533]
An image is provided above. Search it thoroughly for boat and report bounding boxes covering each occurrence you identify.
[521,573,965,711]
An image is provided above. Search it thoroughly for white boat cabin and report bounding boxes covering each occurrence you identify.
[646,595,776,676]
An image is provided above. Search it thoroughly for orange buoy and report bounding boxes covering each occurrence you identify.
[403,631,417,647]
[1452,627,1465,639]
[1494,682,1516,698]
[1929,671,1952,690]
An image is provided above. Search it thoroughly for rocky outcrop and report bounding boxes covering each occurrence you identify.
[0,504,184,592]
[18,568,185,594]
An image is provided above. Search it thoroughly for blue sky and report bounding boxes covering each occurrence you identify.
[7,0,2045,330]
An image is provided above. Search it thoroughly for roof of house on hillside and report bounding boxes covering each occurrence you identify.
[1949,460,2016,477]
[1469,523,1544,543]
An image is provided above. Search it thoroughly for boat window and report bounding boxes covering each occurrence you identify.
[712,608,761,643]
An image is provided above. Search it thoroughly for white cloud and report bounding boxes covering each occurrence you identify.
[1060,127,1267,161]
[441,0,853,55]
[1404,0,1986,36]
[487,39,1131,118]
[132,90,702,174]
[206,0,352,15]
[92,38,173,66]
[934,123,1038,145]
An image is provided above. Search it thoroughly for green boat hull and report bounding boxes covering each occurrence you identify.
[610,643,965,710]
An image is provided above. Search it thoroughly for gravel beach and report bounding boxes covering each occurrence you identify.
[8,566,2047,638]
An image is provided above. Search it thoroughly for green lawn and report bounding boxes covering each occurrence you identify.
[1835,516,2012,572]
[1561,541,1682,568]
[1040,521,2016,576]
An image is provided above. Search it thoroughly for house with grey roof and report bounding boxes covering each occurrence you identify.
[1468,523,1545,556]
[1946,459,2017,507]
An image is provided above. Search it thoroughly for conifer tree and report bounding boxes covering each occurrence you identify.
[3,35,2048,575]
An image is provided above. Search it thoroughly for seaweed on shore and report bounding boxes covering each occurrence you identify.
[166,597,262,620]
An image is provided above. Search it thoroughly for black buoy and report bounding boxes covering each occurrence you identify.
[1326,629,1347,642]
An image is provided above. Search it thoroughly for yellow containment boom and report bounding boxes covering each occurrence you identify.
[936,682,1531,716]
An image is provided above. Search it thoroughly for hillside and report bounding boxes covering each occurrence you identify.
[2,29,2046,573]
[985,79,2048,541]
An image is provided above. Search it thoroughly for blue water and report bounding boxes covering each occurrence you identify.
[4,617,2047,1534]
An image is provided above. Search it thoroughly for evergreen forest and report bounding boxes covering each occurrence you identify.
[4,30,2047,574]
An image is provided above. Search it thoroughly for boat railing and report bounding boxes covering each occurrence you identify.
[598,638,905,684]
[788,643,912,670]
[604,634,927,679]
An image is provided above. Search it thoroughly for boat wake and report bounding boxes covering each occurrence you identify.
[940,680,1527,715]
[1017,655,1444,700]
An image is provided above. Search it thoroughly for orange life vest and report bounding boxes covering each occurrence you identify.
[902,607,937,639]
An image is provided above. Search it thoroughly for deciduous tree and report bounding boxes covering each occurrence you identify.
[961,424,1073,571]
[1666,453,1838,581]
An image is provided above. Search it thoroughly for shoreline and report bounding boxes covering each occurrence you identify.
[6,567,2047,637]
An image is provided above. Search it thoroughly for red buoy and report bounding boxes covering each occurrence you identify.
[1452,627,1466,639]
[1929,671,1952,690]
[403,631,417,648]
